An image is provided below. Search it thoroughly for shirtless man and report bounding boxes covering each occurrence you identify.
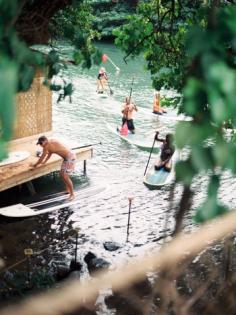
[31,136,76,200]
[121,97,138,134]
[154,132,175,172]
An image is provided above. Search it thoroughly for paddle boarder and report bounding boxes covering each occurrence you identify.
[153,91,167,115]
[121,97,138,134]
[97,67,108,93]
[154,132,175,172]
[31,136,76,200]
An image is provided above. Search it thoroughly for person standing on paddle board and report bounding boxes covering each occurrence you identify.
[97,67,108,93]
[154,132,175,172]
[121,97,138,134]
[31,136,76,200]
[153,91,167,115]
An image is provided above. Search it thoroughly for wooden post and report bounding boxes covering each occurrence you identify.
[26,181,36,196]
[83,160,87,176]
[24,248,33,288]
[126,197,134,242]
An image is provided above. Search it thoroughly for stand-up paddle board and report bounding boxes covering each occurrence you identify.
[0,151,30,167]
[97,91,109,98]
[143,151,179,189]
[0,185,106,218]
[138,107,192,122]
[107,123,160,153]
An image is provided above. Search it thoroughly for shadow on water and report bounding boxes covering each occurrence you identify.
[0,172,89,267]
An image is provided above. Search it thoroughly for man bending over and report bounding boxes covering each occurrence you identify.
[31,136,76,200]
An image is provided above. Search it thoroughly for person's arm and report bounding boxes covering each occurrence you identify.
[133,103,138,111]
[155,131,165,142]
[33,150,47,168]
[121,104,125,114]
[42,152,52,164]
[104,73,108,80]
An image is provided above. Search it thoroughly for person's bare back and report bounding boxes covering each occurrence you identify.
[44,139,72,160]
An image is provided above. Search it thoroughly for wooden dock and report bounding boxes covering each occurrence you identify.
[0,134,93,192]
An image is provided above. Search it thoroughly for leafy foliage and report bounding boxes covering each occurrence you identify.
[0,0,100,160]
[50,1,101,68]
[114,0,236,223]
[89,0,137,39]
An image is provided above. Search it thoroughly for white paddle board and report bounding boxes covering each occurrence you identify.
[0,151,30,167]
[0,185,106,218]
[107,123,160,153]
[138,107,192,122]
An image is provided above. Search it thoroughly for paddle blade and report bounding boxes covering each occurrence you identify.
[102,54,108,63]
[120,123,128,136]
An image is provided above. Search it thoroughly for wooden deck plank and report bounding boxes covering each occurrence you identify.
[0,146,93,192]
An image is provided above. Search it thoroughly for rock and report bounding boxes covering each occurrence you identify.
[105,293,143,315]
[103,241,121,251]
[130,277,152,297]
[56,264,71,281]
[105,277,152,314]
[62,306,96,315]
[70,259,82,272]
[84,251,110,275]
[68,270,81,280]
[84,252,97,264]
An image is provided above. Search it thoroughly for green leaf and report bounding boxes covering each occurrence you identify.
[212,141,231,169]
[194,175,228,222]
[194,199,228,223]
[175,160,196,185]
[0,59,17,161]
[0,60,17,141]
[175,122,192,148]
[191,146,214,171]
[73,51,83,65]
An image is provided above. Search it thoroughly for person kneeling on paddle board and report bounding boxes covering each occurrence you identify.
[153,91,167,115]
[121,97,138,134]
[154,132,175,172]
[31,136,76,200]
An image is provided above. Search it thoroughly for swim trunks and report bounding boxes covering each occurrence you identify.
[61,152,76,174]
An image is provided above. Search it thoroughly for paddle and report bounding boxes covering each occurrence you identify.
[105,54,120,72]
[72,142,102,150]
[144,132,158,176]
[107,80,114,95]
[128,77,135,103]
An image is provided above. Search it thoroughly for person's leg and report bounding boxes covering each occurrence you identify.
[122,117,126,126]
[154,165,162,171]
[163,159,172,172]
[128,119,135,134]
[60,171,75,199]
[154,159,164,171]
[60,157,76,199]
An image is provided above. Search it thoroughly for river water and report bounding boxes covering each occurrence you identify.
[1,43,236,278]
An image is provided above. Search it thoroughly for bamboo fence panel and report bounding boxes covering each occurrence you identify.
[13,69,52,139]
